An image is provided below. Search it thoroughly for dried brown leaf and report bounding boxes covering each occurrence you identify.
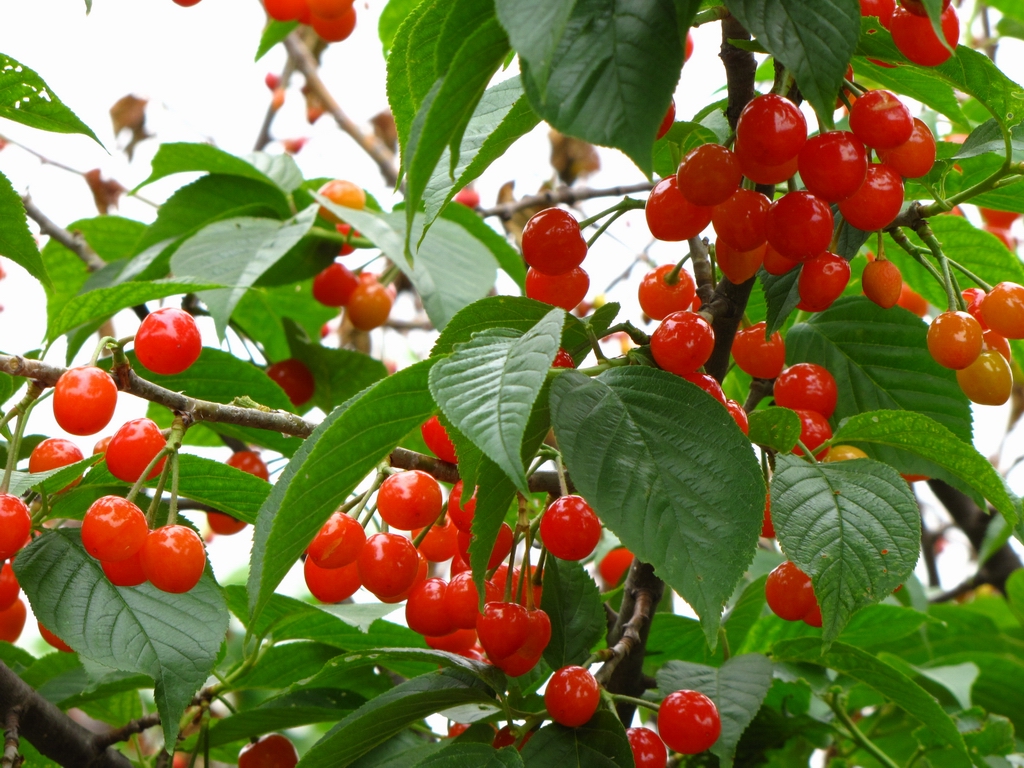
[549,130,600,185]
[83,169,126,215]
[109,95,152,161]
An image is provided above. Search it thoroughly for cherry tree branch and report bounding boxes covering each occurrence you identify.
[253,57,296,151]
[389,447,570,496]
[1,707,21,768]
[479,182,657,221]
[93,713,161,750]
[21,196,106,272]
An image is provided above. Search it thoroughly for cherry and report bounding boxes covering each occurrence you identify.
[735,94,807,167]
[134,307,202,376]
[447,481,477,532]
[900,0,950,15]
[0,598,26,643]
[226,451,269,481]
[599,548,634,587]
[676,144,742,207]
[803,603,823,628]
[862,259,903,309]
[732,322,786,379]
[878,119,936,179]
[898,283,930,316]
[207,512,247,536]
[715,239,766,284]
[308,0,352,18]
[445,571,499,629]
[492,564,542,608]
[0,495,31,562]
[984,329,1012,361]
[477,601,530,661]
[426,628,477,655]
[891,6,959,67]
[797,132,867,203]
[957,349,1012,405]
[264,0,307,21]
[456,522,513,570]
[336,223,359,255]
[711,189,770,252]
[638,264,696,321]
[838,164,904,232]
[659,690,721,754]
[141,526,206,594]
[761,495,775,538]
[453,187,480,208]
[39,623,74,653]
[981,282,1024,339]
[405,578,454,637]
[526,267,589,311]
[797,252,851,312]
[238,733,299,768]
[545,666,600,727]
[522,208,588,276]
[553,348,576,368]
[726,400,749,434]
[313,262,359,307]
[765,561,817,621]
[414,515,458,562]
[540,495,601,561]
[823,444,868,462]
[737,152,798,186]
[29,438,84,489]
[0,562,17,611]
[850,91,913,150]
[657,99,676,140]
[267,359,315,407]
[265,73,281,91]
[93,436,111,455]
[685,30,694,60]
[317,179,365,223]
[357,532,419,598]
[627,727,668,768]
[650,311,715,376]
[980,209,1021,229]
[102,551,148,587]
[493,608,551,677]
[927,311,983,369]
[765,192,834,262]
[347,277,393,331]
[377,470,443,531]
[172,0,203,6]
[774,363,838,418]
[82,496,148,562]
[308,511,366,569]
[492,726,516,748]
[421,416,457,464]
[53,367,118,436]
[763,243,801,276]
[794,409,833,459]
[683,372,727,405]
[645,177,713,242]
[311,6,357,42]
[105,418,166,483]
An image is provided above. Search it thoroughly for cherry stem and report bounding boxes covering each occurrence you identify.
[167,452,181,528]
[585,207,629,248]
[145,458,171,527]
[351,470,388,528]
[718,626,731,661]
[411,509,441,549]
[663,252,692,286]
[605,692,660,714]
[795,439,819,462]
[533,546,547,587]
[887,227,947,289]
[554,454,570,498]
[504,519,520,603]
[88,336,118,368]
[944,256,994,293]
[577,199,642,230]
[918,223,965,311]
[0,383,43,495]
[518,496,533,610]
[586,327,608,362]
[308,226,375,250]
[826,693,901,768]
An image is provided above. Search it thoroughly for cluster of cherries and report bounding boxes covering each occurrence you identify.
[862,0,959,68]
[263,0,358,43]
[521,208,593,312]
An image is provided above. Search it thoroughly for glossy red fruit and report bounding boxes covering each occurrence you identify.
[453,187,480,208]
[862,259,903,309]
[305,557,361,603]
[39,623,74,653]
[901,0,951,15]
[775,363,838,418]
[599,548,634,587]
[732,322,786,379]
[676,145,742,207]
[82,496,148,562]
[794,409,833,459]
[659,690,722,754]
[173,0,203,6]
[377,470,443,531]
[683,372,727,405]
[357,532,419,598]
[313,262,359,307]
[426,628,477,655]
[627,727,668,768]
[838,164,904,232]
[957,349,1012,406]
[891,6,958,67]
[715,239,766,284]
[477,601,530,661]
[737,152,798,186]
[645,177,714,242]
[445,572,498,630]
[850,91,913,150]
[798,132,868,203]
[101,551,147,587]
[761,495,775,538]
[494,608,551,677]
[650,311,715,376]
[308,0,353,18]
[712,189,771,252]
[135,308,202,375]
[226,451,269,481]
[421,416,457,464]
[928,311,983,369]
[735,94,807,167]
[522,208,587,276]
[207,512,247,536]
[726,399,749,434]
[267,359,315,407]
[545,666,601,727]
[377,551,427,605]
[898,283,930,316]
[980,209,1021,229]
[983,329,1012,361]
[0,598,26,643]
[553,348,576,368]
[447,481,477,532]
[336,223,358,255]
[962,287,988,329]
[347,278,393,331]
[105,419,166,483]
[308,511,366,569]
[93,436,111,455]
[526,266,589,311]
[492,726,516,748]
[238,733,299,768]
[311,7,357,42]
[981,282,1024,339]
[638,264,697,321]
[657,99,676,140]
[491,564,542,609]
[414,515,458,562]
[802,602,823,627]
[456,522,513,571]
[0,496,29,562]
[264,0,307,22]
[878,119,936,178]
[406,578,454,637]
[765,192,834,262]
[765,561,816,621]
[29,438,84,489]
[540,495,601,561]
[797,252,851,312]
[141,526,206,594]
[53,367,118,436]
[763,243,801,276]
[861,0,895,26]
[0,563,18,611]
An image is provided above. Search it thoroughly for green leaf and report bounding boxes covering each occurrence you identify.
[518,711,634,767]
[379,0,421,55]
[0,171,49,289]
[233,281,337,363]
[162,454,270,524]
[540,557,607,670]
[653,120,720,177]
[851,56,969,129]
[748,407,801,453]
[135,143,286,192]
[773,638,972,766]
[645,614,723,669]
[1007,569,1024,628]
[233,642,343,690]
[256,20,297,60]
[771,453,921,643]
[507,0,683,173]
[657,654,775,767]
[837,604,931,649]
[247,360,437,624]
[438,201,528,290]
[550,367,765,645]
[413,743,524,768]
[14,530,228,748]
[6,456,100,498]
[832,410,1019,526]
[0,53,99,142]
[208,688,362,746]
[430,309,563,491]
[759,267,801,337]
[954,119,1024,161]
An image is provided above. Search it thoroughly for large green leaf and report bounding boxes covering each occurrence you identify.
[207,689,361,746]
[748,407,801,453]
[379,0,421,55]
[852,57,969,130]
[14,530,228,748]
[165,455,271,524]
[518,711,634,767]
[0,171,49,289]
[540,557,607,670]
[135,143,287,192]
[771,454,921,644]
[438,202,528,290]
[413,743,524,768]
[233,281,337,363]
[657,654,775,767]
[0,53,99,141]
[759,267,801,337]
[550,367,765,645]
[6,456,101,498]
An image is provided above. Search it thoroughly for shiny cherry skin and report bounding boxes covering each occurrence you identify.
[456,523,513,571]
[850,91,913,150]
[797,252,851,313]
[980,209,1021,229]
[522,208,588,276]
[311,6,357,43]
[141,525,206,594]
[957,349,1012,406]
[238,733,299,768]
[207,512,247,536]
[794,409,833,459]
[715,239,766,284]
[317,179,365,223]
[0,598,26,643]
[267,359,315,407]
[645,177,713,242]
[493,564,543,609]
[983,329,1012,361]
[0,562,19,611]
[599,547,634,587]
[891,6,959,67]
[823,444,869,463]
[683,372,727,405]
[421,416,457,464]
[477,601,530,661]
[494,608,552,677]
[981,282,1024,339]
[335,223,359,255]
[426,628,477,655]
[445,571,499,630]
[304,557,361,603]
[798,132,867,203]
[553,348,576,368]
[540,495,601,561]
[712,189,770,252]
[414,515,459,562]
[726,399,749,434]
[347,278,393,331]
[453,187,480,208]
[405,578,454,637]
[761,495,775,538]
[227,451,269,480]
[627,727,668,768]
[765,561,817,621]
[657,99,676,140]
[638,264,696,320]
[526,267,589,311]
[377,550,427,605]
[878,119,936,178]
[82,496,149,562]
[308,0,354,19]
[313,262,359,307]
[861,0,896,27]
[134,308,202,375]
[102,551,148,587]
[105,418,166,483]
[763,242,801,276]
[659,690,722,755]
[927,311,983,369]
[0,495,31,562]
[838,164,904,232]
[29,438,84,490]
[39,623,74,653]
[735,94,807,167]
[308,511,366,569]
[377,470,443,531]
[862,259,903,309]
[650,311,715,376]
[765,191,834,262]
[676,144,742,207]
[264,0,307,22]
[736,152,798,186]
[898,283,930,316]
[732,322,785,379]
[53,367,118,436]
[545,666,601,727]
[775,363,838,418]
[357,532,419,598]
[447,481,477,532]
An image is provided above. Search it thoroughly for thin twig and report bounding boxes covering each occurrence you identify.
[22,196,106,272]
[595,588,656,684]
[479,181,657,221]
[94,713,161,750]
[1,707,21,768]
[254,58,296,151]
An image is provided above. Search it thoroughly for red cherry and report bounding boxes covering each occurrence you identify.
[357,532,419,598]
[798,132,868,203]
[638,264,697,321]
[765,192,834,262]
[878,119,936,178]
[712,189,770,252]
[802,602,823,627]
[540,495,601,561]
[444,571,499,630]
[901,0,952,14]
[645,177,713,242]
[0,562,19,611]
[347,278,393,331]
[53,367,118,436]
[927,310,983,369]
[39,622,74,653]
[685,31,694,61]
[264,72,281,91]
[492,564,543,608]
[308,0,353,19]
[962,288,988,330]
[238,733,299,768]
[414,515,458,562]
[492,726,516,748]
[657,99,676,140]
[477,601,530,661]
[553,348,576,368]
[957,349,1013,406]
[134,308,202,376]
[377,551,428,605]
[627,727,668,768]
[761,495,775,538]
[308,511,366,569]
[494,608,551,677]
[267,359,315,407]
[735,94,807,167]
[522,209,587,276]
[453,187,481,208]
[29,438,84,489]
[683,372,727,405]
[313,263,359,307]
[264,0,307,21]
[676,144,742,207]
[763,243,801,276]
[421,416,457,464]
[226,451,269,481]
[599,548,634,587]
[426,628,477,655]
[850,91,913,150]
[980,209,1021,229]
[93,436,111,455]
[732,322,785,379]
[862,259,903,309]
[715,239,766,284]
[207,512,247,536]
[311,7,357,43]
[891,6,958,67]
[140,526,206,594]
[650,311,715,376]
[0,598,26,643]
[736,152,798,186]
[861,0,895,26]
[377,470,443,531]
[545,666,601,727]
[659,690,722,754]
[336,223,359,256]
[305,557,361,603]
[726,399,749,434]
[406,578,454,637]
[794,409,833,459]
[447,481,477,532]
[105,419,166,483]
[838,164,904,232]
[101,551,147,587]
[983,329,1011,361]
[774,363,837,418]
[526,266,589,311]
[765,561,816,620]
[0,496,30,562]
[797,252,851,313]
[980,282,1024,339]
[898,283,930,316]
[456,522,513,571]
[82,496,149,562]
[172,0,203,6]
